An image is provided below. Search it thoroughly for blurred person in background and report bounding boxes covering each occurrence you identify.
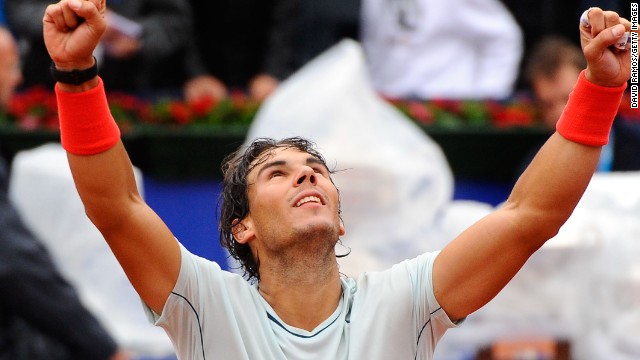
[525,36,587,129]
[360,0,523,100]
[0,26,21,109]
[5,0,193,93]
[182,0,296,103]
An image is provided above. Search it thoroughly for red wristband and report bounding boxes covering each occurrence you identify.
[56,77,121,155]
[555,70,626,146]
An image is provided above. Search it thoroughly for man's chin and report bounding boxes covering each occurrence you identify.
[294,221,340,241]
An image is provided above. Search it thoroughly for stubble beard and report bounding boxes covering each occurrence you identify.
[268,221,341,279]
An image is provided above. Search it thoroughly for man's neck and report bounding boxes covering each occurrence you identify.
[257,263,342,331]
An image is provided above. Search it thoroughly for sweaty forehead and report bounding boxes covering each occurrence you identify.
[254,146,309,163]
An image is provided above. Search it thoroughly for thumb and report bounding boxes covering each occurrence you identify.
[583,22,631,87]
[594,24,627,50]
[583,24,626,61]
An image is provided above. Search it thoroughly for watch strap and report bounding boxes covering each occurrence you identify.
[50,57,99,85]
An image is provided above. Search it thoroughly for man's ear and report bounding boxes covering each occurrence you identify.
[232,218,253,244]
[339,218,346,236]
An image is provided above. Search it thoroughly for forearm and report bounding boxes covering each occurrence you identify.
[506,71,625,237]
[47,0,181,325]
[60,80,179,312]
[507,133,600,238]
[68,142,141,229]
[56,78,140,230]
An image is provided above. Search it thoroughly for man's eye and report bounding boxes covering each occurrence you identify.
[313,167,328,176]
[270,171,284,178]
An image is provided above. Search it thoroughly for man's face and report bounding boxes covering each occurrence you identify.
[0,34,22,108]
[234,147,345,260]
[533,64,582,128]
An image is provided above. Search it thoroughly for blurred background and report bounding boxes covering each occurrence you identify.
[0,0,638,359]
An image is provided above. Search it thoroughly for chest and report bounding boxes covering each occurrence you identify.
[198,295,420,360]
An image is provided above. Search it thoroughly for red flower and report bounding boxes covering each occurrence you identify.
[1,85,548,131]
[407,101,434,124]
[430,99,464,115]
[169,102,192,125]
[8,95,29,117]
[189,96,217,117]
[490,106,535,127]
[108,92,144,112]
[137,103,154,123]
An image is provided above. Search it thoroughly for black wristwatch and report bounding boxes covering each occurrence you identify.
[50,57,99,85]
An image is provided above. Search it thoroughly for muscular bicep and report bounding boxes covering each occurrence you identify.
[102,199,181,315]
[67,144,180,314]
[432,205,541,322]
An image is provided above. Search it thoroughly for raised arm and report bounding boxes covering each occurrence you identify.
[432,8,631,322]
[43,0,180,314]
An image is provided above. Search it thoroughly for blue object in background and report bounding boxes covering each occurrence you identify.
[0,0,6,25]
[453,178,510,207]
[143,177,228,268]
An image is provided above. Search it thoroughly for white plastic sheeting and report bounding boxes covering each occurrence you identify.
[9,143,174,358]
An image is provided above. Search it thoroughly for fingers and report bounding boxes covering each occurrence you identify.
[578,7,631,87]
[44,0,103,32]
[43,3,68,32]
[592,23,626,50]
[43,0,107,69]
[580,7,630,50]
[581,8,625,35]
[61,1,82,30]
[583,8,620,38]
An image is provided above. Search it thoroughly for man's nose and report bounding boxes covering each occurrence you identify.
[295,167,317,186]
